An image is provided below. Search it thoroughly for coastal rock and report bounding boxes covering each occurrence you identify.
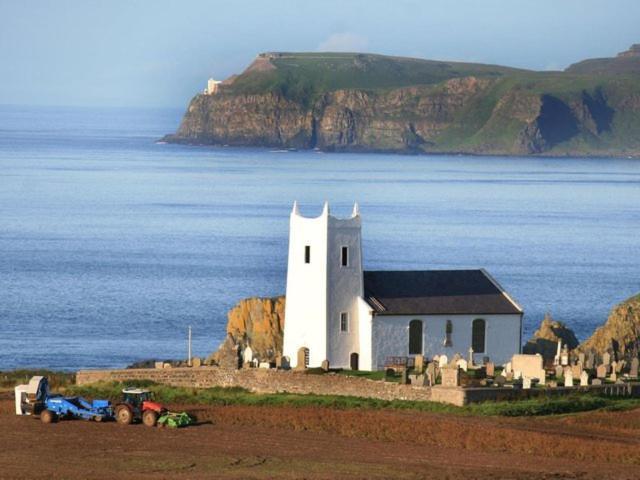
[580,293,640,360]
[522,313,579,361]
[209,296,285,365]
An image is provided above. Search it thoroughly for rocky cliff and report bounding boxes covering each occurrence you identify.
[209,296,285,365]
[522,313,579,361]
[165,49,640,157]
[580,294,640,360]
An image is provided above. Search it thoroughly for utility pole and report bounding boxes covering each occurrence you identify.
[188,325,192,367]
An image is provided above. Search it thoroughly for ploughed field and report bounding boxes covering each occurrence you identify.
[1,392,640,479]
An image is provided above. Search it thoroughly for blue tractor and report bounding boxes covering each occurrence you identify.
[15,376,113,423]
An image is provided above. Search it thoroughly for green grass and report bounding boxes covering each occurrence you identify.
[63,380,640,417]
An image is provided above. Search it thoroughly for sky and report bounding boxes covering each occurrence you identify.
[1,0,639,108]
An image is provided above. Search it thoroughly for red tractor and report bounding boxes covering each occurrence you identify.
[114,388,165,427]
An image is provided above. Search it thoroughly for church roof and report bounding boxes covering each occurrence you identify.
[363,269,522,316]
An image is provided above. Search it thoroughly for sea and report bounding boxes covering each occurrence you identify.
[1,105,639,370]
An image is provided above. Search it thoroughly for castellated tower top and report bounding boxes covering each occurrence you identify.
[290,201,360,220]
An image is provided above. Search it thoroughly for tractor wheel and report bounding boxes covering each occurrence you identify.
[40,410,57,424]
[115,405,133,425]
[142,410,158,427]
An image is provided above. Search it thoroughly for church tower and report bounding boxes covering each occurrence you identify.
[282,202,363,369]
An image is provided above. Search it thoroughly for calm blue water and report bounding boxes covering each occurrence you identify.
[1,105,639,370]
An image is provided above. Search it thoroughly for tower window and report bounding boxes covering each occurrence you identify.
[341,246,348,267]
[304,245,310,264]
[340,312,349,332]
[472,318,486,353]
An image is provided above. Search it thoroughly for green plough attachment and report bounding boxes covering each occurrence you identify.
[157,411,193,428]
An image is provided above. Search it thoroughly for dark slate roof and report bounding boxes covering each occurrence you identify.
[363,269,522,315]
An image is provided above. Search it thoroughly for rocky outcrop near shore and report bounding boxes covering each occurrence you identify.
[522,313,579,361]
[165,48,640,157]
[580,294,640,359]
[208,296,285,365]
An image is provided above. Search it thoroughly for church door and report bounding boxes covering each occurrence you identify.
[350,352,359,371]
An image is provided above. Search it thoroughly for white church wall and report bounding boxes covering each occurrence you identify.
[357,297,374,371]
[282,204,329,368]
[326,212,363,368]
[371,313,522,369]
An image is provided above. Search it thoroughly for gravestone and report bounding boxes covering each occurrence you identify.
[596,364,607,379]
[547,380,558,388]
[555,365,564,379]
[414,355,425,372]
[631,358,639,378]
[401,368,409,385]
[441,367,460,387]
[426,362,436,385]
[511,354,545,383]
[259,362,270,369]
[578,352,585,365]
[154,361,163,369]
[450,353,462,367]
[603,352,611,366]
[296,348,309,370]
[560,345,569,366]
[243,346,254,365]
[485,362,495,377]
[438,354,448,367]
[522,377,532,389]
[580,370,589,386]
[585,353,595,370]
[468,347,474,367]
[191,357,202,368]
[457,358,468,372]
[321,359,330,372]
[564,368,573,387]
[571,364,582,379]
[410,374,428,386]
[611,360,618,374]
[504,362,512,373]
[610,371,617,382]
[616,360,624,373]
[495,375,506,387]
[592,378,602,386]
[505,371,514,382]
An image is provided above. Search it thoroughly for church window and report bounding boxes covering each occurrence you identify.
[445,320,453,347]
[304,245,310,264]
[341,246,349,267]
[409,320,423,355]
[472,318,486,353]
[340,312,349,332]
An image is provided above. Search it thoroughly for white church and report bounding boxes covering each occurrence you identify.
[282,202,523,371]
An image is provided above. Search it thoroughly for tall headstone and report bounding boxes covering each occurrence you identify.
[571,363,583,379]
[522,377,532,389]
[414,354,425,373]
[631,357,639,378]
[580,370,589,386]
[243,346,254,365]
[426,362,436,386]
[485,362,495,377]
[611,360,618,374]
[560,345,569,366]
[468,347,474,367]
[610,370,617,382]
[457,358,468,372]
[555,365,564,379]
[564,368,573,387]
[554,340,562,366]
[321,359,330,372]
[585,353,595,370]
[578,352,585,366]
[603,351,611,366]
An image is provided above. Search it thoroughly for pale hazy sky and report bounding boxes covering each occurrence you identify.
[1,0,639,108]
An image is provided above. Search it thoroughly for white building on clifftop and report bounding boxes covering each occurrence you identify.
[203,78,221,95]
[282,202,523,371]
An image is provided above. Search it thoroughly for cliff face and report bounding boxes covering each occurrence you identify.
[210,296,285,364]
[165,50,640,157]
[580,294,640,359]
[522,313,579,361]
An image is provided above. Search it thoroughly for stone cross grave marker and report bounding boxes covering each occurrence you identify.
[468,347,474,367]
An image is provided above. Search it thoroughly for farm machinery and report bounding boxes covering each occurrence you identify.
[15,376,193,428]
[14,376,112,423]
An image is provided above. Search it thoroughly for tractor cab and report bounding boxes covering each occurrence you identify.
[115,388,164,426]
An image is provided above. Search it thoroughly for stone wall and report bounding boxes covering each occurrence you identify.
[76,367,640,407]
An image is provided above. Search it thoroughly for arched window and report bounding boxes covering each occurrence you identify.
[445,320,453,347]
[409,320,423,355]
[472,319,486,353]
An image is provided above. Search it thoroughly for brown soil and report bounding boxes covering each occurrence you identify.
[1,392,639,479]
